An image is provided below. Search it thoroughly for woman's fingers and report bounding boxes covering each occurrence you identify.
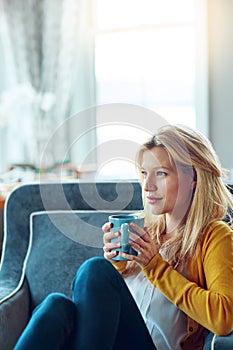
[129,222,146,235]
[117,224,159,267]
[129,230,151,249]
[102,220,157,265]
[103,249,118,261]
[103,234,120,251]
[102,222,117,244]
[103,229,119,243]
[102,222,113,233]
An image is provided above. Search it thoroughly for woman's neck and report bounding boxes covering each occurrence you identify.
[165,214,185,237]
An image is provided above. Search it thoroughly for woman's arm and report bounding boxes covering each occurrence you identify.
[142,221,233,336]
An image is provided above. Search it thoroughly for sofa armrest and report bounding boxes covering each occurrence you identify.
[0,279,31,350]
[204,330,233,350]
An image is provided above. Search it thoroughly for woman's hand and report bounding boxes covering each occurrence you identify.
[102,222,120,262]
[119,222,160,268]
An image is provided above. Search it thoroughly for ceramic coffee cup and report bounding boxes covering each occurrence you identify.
[109,214,144,260]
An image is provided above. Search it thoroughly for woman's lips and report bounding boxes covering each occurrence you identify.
[147,196,163,204]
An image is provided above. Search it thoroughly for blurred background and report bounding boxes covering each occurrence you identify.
[0,0,233,183]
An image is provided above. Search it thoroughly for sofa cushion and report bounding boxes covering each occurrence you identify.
[26,210,133,308]
[204,331,233,349]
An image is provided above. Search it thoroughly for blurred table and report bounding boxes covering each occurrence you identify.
[0,198,4,258]
[0,183,19,257]
[0,162,97,256]
[0,197,4,210]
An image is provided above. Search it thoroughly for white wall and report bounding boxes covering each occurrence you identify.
[208,0,233,174]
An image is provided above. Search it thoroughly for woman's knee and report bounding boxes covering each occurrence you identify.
[74,256,114,280]
[79,256,112,274]
[72,257,119,294]
[35,293,76,326]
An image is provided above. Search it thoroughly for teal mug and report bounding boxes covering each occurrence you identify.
[109,214,144,260]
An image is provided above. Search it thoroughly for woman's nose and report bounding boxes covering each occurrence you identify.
[144,175,157,192]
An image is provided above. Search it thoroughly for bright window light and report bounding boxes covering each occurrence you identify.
[94,0,197,179]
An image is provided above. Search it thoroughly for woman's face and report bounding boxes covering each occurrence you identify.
[141,146,195,220]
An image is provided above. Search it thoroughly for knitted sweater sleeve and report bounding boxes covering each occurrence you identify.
[142,221,233,336]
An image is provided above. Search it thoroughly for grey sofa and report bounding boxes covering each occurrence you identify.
[0,181,143,349]
[0,181,232,350]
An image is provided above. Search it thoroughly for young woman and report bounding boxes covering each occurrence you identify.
[14,125,233,350]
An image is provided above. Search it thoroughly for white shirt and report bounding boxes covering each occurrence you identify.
[125,259,187,350]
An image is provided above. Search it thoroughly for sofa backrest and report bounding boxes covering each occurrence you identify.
[0,181,143,307]
[27,210,132,307]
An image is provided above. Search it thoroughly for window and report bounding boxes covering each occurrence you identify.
[94,0,207,180]
[0,1,208,179]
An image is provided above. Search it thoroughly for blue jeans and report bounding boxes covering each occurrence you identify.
[14,257,156,350]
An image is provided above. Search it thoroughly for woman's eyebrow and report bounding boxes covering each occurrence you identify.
[140,165,172,170]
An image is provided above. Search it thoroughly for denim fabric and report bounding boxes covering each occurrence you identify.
[71,256,156,350]
[14,293,76,350]
[14,257,156,350]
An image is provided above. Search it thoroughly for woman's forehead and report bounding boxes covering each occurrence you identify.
[141,147,173,168]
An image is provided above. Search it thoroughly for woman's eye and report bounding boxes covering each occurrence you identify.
[157,171,168,177]
[141,170,147,177]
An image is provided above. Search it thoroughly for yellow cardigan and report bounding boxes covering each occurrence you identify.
[114,221,233,350]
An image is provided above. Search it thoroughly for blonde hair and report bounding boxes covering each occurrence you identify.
[124,124,233,275]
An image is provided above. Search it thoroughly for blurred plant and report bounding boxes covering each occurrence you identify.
[0,82,55,120]
[0,82,56,167]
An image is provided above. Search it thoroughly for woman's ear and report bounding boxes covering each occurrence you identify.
[191,168,197,190]
[191,180,197,190]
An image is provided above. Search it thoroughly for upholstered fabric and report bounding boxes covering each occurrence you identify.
[27,211,114,307]
[203,331,233,350]
[0,181,232,350]
[0,181,143,349]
